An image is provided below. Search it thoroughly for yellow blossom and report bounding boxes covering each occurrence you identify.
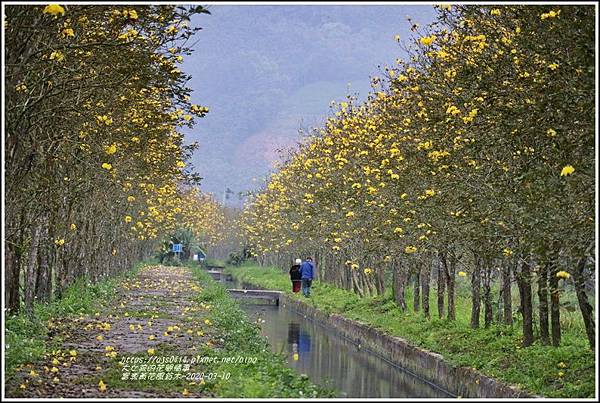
[405,246,417,254]
[104,144,117,155]
[419,35,436,46]
[61,27,74,38]
[124,9,138,20]
[101,163,112,170]
[458,271,467,277]
[446,105,460,115]
[43,4,65,17]
[541,10,560,20]
[560,165,575,176]
[49,51,65,62]
[556,271,570,279]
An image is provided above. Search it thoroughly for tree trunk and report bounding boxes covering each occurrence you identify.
[549,263,561,347]
[502,263,513,325]
[413,263,420,312]
[538,262,550,345]
[443,252,457,321]
[572,256,594,350]
[5,241,22,314]
[35,244,51,303]
[35,214,51,303]
[352,268,364,297]
[482,261,493,328]
[470,254,481,329]
[392,263,407,310]
[24,221,42,314]
[375,267,385,295]
[421,261,430,319]
[516,260,534,347]
[437,256,445,319]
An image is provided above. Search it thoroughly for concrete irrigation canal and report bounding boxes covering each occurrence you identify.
[212,266,453,398]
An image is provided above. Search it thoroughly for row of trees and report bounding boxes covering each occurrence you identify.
[166,188,229,262]
[240,5,595,348]
[4,4,221,315]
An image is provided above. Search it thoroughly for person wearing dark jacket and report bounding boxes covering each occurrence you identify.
[300,257,314,297]
[290,258,302,293]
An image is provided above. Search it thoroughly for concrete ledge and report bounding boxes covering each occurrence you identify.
[279,293,536,398]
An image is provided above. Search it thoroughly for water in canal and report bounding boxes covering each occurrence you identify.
[223,277,451,398]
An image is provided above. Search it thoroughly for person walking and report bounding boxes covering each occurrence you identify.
[290,258,302,293]
[300,257,314,297]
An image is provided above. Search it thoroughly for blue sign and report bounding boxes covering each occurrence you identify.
[172,243,182,253]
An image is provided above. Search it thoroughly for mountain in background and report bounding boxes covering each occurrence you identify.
[181,5,438,202]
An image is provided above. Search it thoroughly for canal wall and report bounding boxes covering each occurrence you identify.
[277,293,536,398]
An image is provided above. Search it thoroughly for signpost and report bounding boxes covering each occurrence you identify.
[172,243,182,259]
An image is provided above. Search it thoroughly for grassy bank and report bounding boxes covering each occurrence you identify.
[225,264,595,398]
[191,267,334,397]
[203,258,226,267]
[4,261,146,376]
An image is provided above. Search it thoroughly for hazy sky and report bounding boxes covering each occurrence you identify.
[181,5,438,204]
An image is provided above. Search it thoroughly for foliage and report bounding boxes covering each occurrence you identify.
[4,4,226,314]
[236,4,595,350]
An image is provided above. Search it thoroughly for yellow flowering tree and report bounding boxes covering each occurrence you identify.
[238,5,594,349]
[5,4,211,314]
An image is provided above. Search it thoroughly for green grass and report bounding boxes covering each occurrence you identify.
[191,267,335,397]
[225,264,595,398]
[203,258,226,267]
[4,260,147,376]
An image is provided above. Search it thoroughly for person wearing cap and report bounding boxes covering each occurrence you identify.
[289,258,302,293]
